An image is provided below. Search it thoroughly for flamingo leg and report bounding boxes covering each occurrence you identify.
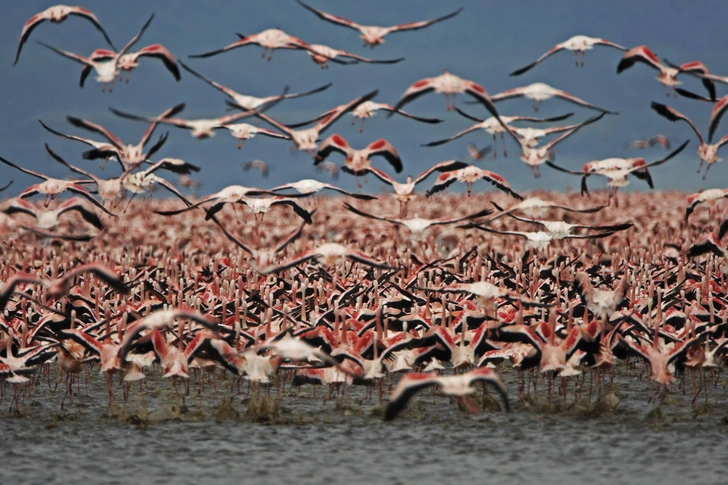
[501,132,508,157]
[492,134,498,159]
[359,118,365,133]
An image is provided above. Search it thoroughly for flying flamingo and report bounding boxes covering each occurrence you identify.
[180,61,331,111]
[352,160,468,216]
[65,102,182,169]
[262,178,377,200]
[425,165,524,199]
[242,160,273,177]
[304,43,403,68]
[423,111,574,157]
[546,140,689,196]
[258,242,396,274]
[344,202,493,237]
[211,215,306,270]
[390,71,502,116]
[0,150,113,214]
[315,134,402,177]
[108,105,289,148]
[114,44,180,83]
[625,135,671,150]
[685,188,728,222]
[666,91,728,144]
[36,13,155,92]
[14,5,115,65]
[486,82,617,113]
[296,1,462,48]
[2,197,105,230]
[38,119,128,171]
[650,101,728,178]
[252,91,379,154]
[617,46,715,97]
[298,100,443,133]
[189,28,336,62]
[510,35,626,75]
[383,367,510,420]
[459,223,622,250]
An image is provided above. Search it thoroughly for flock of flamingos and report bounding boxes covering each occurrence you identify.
[2,3,728,421]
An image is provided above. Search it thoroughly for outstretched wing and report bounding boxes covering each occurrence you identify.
[133,44,181,81]
[295,1,363,31]
[386,8,463,33]
[413,160,469,184]
[650,102,704,144]
[365,139,403,173]
[617,46,663,73]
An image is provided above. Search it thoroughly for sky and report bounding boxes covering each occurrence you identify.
[1,0,728,199]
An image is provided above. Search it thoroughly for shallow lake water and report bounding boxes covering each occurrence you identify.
[2,365,727,485]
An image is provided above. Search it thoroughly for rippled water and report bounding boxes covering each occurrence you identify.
[2,368,726,485]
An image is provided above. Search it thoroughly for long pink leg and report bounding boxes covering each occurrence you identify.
[492,134,498,159]
[574,50,579,66]
[501,132,508,157]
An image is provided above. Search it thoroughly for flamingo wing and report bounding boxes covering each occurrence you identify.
[295,1,363,31]
[316,134,351,163]
[133,44,180,81]
[386,7,463,33]
[650,102,704,144]
[365,139,403,173]
[617,46,663,73]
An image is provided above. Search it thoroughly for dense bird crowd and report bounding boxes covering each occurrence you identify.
[2,4,728,421]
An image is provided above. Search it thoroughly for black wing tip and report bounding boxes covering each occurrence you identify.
[509,62,536,77]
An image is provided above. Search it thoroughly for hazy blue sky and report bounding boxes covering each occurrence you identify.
[2,0,728,198]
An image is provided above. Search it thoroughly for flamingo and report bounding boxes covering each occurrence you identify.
[486,82,617,114]
[423,110,574,157]
[36,13,155,92]
[180,61,332,111]
[153,185,270,219]
[510,35,626,75]
[109,105,289,148]
[212,215,306,270]
[626,135,671,150]
[242,160,272,177]
[252,90,378,154]
[258,243,396,274]
[651,101,728,178]
[316,134,402,176]
[617,46,715,97]
[338,100,441,133]
[481,196,608,222]
[685,188,728,222]
[262,179,377,200]
[0,150,113,214]
[38,119,126,171]
[425,165,523,199]
[2,197,105,230]
[352,160,468,216]
[460,223,622,250]
[189,28,334,62]
[546,140,689,196]
[14,5,115,65]
[489,203,634,240]
[115,43,180,83]
[390,71,501,116]
[345,203,493,237]
[296,1,462,48]
[573,272,631,321]
[383,367,510,421]
[315,161,340,180]
[304,43,403,68]
[64,107,179,170]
